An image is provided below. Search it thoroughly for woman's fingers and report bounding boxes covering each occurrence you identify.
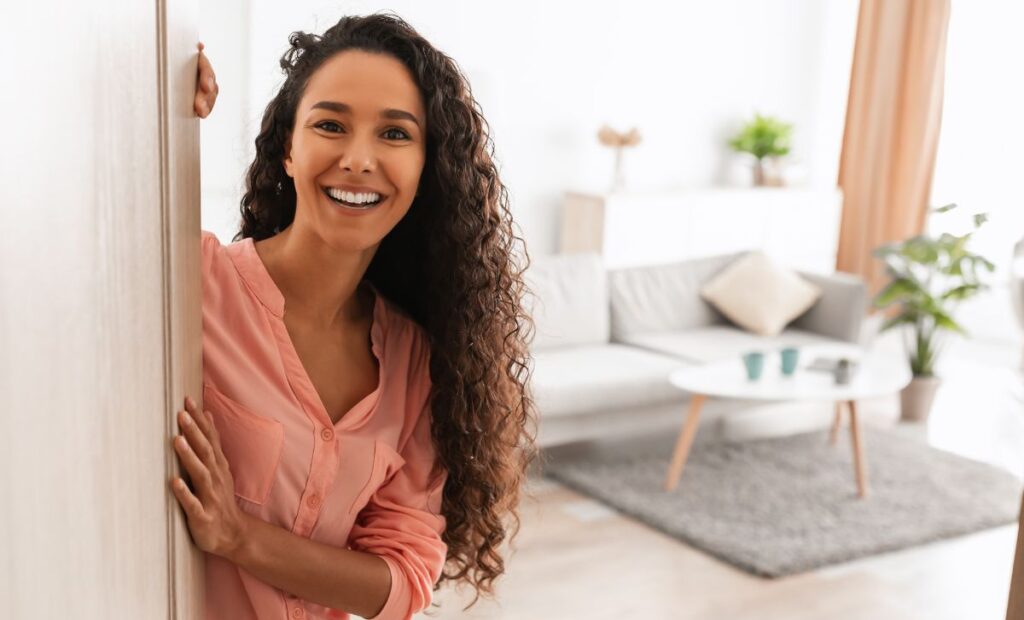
[178,408,218,471]
[197,53,216,92]
[194,42,218,118]
[173,432,211,489]
[184,397,227,466]
[171,476,206,519]
[194,93,208,118]
[194,80,210,118]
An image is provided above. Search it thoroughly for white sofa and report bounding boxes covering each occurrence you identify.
[525,251,868,448]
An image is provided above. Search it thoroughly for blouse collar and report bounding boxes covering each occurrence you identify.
[225,236,386,357]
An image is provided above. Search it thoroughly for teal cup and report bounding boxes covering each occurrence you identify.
[742,351,764,381]
[780,347,800,376]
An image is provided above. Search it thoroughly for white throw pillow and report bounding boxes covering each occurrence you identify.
[699,252,822,337]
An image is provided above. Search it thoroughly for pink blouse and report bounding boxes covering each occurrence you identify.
[200,230,447,620]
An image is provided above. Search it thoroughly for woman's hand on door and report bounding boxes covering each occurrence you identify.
[170,395,249,558]
[194,42,219,118]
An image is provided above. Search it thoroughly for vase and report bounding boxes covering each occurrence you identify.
[751,157,786,187]
[752,158,765,186]
[899,375,942,422]
[765,157,788,186]
[610,147,627,192]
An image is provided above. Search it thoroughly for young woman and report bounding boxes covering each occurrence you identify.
[173,14,537,620]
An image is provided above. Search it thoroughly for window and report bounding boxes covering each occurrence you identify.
[928,1,1024,343]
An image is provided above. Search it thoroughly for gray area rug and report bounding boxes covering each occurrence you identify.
[543,429,1023,577]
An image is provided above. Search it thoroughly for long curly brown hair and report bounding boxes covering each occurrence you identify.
[234,12,539,611]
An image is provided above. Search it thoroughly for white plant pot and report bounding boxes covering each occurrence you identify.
[900,375,942,422]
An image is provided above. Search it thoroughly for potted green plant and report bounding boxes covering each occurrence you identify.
[728,113,793,186]
[872,203,995,421]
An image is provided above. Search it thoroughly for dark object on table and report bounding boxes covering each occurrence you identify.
[834,358,854,385]
[806,356,859,383]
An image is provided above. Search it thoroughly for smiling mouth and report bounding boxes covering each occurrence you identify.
[321,187,387,210]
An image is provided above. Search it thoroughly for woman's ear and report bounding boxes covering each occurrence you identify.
[282,133,294,178]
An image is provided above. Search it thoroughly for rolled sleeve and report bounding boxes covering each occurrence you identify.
[350,387,448,619]
[200,229,221,281]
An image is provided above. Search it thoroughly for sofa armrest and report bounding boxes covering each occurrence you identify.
[789,271,866,345]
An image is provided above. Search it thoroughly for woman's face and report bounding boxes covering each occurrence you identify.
[283,49,427,252]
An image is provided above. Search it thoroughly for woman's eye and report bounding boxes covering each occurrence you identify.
[315,121,343,133]
[313,122,408,140]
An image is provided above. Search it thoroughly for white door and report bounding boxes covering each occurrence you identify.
[0,1,202,617]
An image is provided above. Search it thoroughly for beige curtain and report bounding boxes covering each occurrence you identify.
[835,0,952,303]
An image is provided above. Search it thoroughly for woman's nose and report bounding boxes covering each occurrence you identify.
[337,134,376,173]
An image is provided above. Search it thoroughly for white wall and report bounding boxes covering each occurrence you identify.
[200,0,859,254]
[928,0,1024,346]
[198,0,251,240]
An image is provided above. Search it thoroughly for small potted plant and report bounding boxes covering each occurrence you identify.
[728,113,793,186]
[872,203,995,421]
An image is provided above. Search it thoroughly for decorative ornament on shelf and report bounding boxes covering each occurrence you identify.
[872,203,995,422]
[597,125,642,192]
[728,113,793,187]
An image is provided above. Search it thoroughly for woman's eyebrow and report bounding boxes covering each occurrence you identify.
[309,100,421,129]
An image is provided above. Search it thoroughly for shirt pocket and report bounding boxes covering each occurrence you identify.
[202,383,285,506]
[348,440,406,517]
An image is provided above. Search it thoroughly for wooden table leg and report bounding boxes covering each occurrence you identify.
[664,394,707,492]
[847,399,869,498]
[829,401,844,445]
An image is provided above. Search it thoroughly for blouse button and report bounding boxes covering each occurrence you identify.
[320,428,334,441]
[307,494,320,508]
[291,608,304,618]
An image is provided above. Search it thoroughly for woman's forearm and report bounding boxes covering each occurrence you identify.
[226,513,391,618]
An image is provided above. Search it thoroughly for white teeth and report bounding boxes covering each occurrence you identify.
[325,188,381,204]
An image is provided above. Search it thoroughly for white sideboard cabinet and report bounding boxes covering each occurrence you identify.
[560,187,844,274]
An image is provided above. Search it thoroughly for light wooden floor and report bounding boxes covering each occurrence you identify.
[418,331,1024,620]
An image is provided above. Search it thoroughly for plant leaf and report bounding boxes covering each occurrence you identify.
[940,283,980,301]
[873,277,920,307]
[879,314,916,333]
[932,310,966,334]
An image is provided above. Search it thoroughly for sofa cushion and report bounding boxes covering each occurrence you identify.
[618,325,858,364]
[699,251,822,337]
[608,252,745,341]
[524,253,610,351]
[531,344,689,418]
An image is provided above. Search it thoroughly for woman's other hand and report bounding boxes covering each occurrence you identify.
[194,42,219,118]
[170,395,249,558]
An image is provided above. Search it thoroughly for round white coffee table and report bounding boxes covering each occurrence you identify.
[664,347,911,498]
